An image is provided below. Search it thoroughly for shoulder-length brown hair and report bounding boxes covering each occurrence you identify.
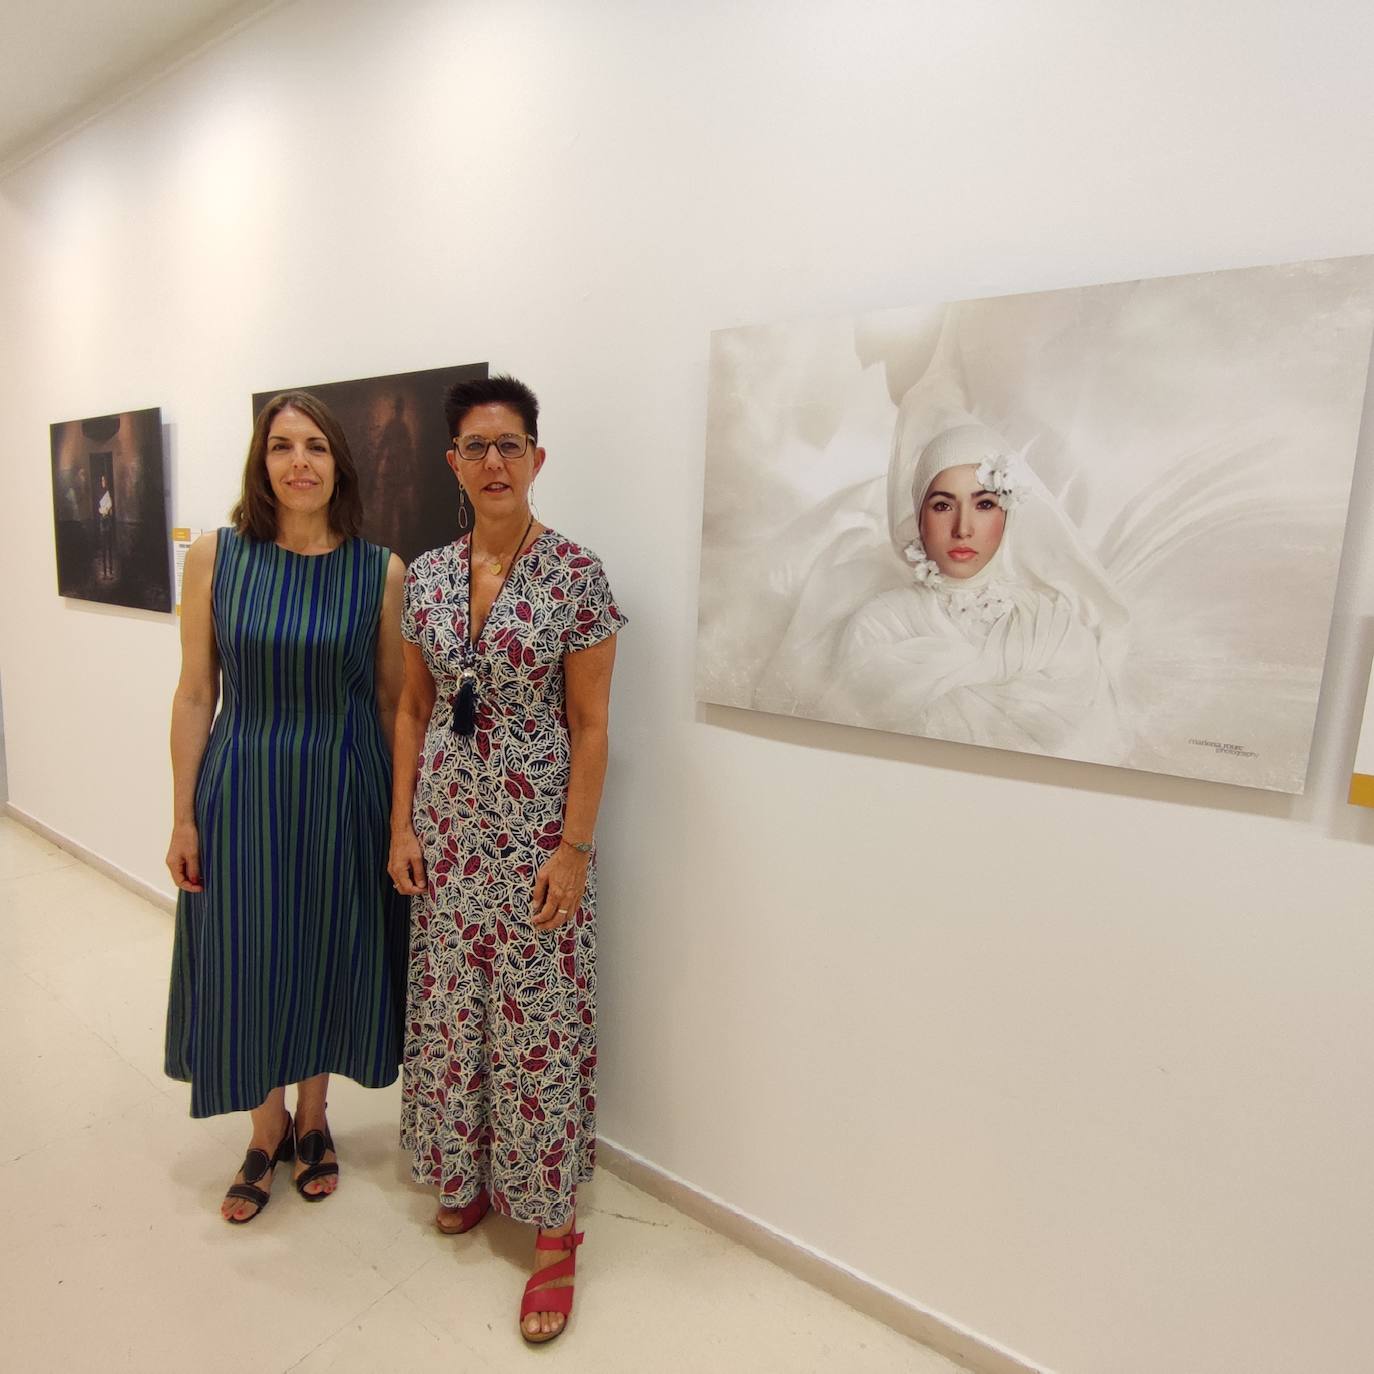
[230,391,364,542]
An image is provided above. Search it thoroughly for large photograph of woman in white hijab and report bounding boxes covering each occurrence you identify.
[696,256,1374,792]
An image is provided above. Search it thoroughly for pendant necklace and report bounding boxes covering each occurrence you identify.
[453,513,535,738]
[473,515,533,575]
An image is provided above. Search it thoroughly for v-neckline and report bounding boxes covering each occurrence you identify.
[461,527,549,652]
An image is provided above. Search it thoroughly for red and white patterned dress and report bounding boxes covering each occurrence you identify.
[399,530,626,1226]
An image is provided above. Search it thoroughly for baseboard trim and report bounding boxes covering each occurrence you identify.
[4,803,176,914]
[596,1137,1047,1374]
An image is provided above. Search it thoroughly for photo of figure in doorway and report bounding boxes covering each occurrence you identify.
[49,406,172,612]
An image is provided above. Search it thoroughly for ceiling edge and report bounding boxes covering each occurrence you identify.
[0,0,292,183]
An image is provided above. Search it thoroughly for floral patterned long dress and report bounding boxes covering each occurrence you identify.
[399,530,626,1226]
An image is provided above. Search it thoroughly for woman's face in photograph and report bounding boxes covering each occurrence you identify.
[265,406,336,515]
[919,463,1007,579]
[447,402,544,518]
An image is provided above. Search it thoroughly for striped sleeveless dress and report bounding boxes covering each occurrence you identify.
[165,529,407,1118]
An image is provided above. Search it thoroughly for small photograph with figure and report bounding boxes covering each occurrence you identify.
[252,361,488,565]
[49,406,172,612]
[695,256,1374,793]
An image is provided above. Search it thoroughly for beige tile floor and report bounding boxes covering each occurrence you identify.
[0,816,961,1373]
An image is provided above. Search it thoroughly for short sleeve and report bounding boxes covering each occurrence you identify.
[564,555,628,653]
[401,563,422,644]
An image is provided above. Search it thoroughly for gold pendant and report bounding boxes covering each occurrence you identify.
[488,561,503,575]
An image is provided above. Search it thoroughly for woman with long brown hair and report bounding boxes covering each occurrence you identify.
[165,391,408,1222]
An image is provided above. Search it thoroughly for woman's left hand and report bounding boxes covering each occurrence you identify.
[530,845,589,932]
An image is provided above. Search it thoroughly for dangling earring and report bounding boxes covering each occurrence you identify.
[527,483,540,522]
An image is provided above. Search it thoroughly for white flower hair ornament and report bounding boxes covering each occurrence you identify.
[974,447,1032,511]
[902,537,943,587]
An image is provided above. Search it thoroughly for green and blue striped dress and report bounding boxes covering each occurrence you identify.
[166,529,407,1118]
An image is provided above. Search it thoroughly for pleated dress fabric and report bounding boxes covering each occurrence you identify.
[399,530,627,1227]
[165,529,408,1118]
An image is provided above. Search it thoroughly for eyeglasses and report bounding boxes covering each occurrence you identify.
[453,433,535,462]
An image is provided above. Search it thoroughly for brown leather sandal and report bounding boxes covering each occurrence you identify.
[223,1114,293,1224]
[293,1120,337,1201]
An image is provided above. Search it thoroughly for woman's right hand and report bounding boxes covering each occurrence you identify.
[389,827,427,896]
[167,822,203,892]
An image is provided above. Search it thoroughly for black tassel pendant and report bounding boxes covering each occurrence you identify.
[453,676,478,737]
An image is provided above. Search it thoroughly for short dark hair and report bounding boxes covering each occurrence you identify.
[231,391,363,543]
[444,374,540,442]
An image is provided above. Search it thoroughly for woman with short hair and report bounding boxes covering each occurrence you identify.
[389,374,627,1343]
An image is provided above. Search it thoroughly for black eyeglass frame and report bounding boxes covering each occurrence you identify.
[451,433,536,462]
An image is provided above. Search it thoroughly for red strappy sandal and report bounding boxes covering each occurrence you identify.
[519,1220,585,1345]
[435,1187,491,1235]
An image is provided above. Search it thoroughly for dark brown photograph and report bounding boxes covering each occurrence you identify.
[49,406,172,612]
[252,362,487,563]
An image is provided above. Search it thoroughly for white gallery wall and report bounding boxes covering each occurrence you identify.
[3,3,1374,1371]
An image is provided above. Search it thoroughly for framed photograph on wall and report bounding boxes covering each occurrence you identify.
[49,406,172,612]
[252,361,488,564]
[696,256,1374,792]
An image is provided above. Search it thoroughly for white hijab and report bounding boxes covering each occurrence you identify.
[821,405,1131,757]
[891,419,1128,657]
